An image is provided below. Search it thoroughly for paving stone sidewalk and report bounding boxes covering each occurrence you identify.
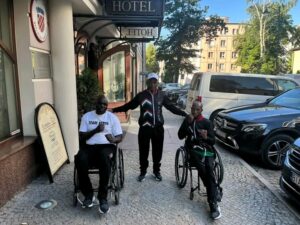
[0,110,299,225]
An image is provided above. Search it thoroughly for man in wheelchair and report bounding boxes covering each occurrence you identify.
[178,100,222,220]
[75,95,123,214]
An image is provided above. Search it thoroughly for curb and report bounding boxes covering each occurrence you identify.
[239,159,300,221]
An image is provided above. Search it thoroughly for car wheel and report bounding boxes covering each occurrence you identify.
[261,134,294,169]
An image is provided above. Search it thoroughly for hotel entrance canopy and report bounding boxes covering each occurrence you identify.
[72,0,165,44]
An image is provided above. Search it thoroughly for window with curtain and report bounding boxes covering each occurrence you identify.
[103,51,125,102]
[0,0,20,141]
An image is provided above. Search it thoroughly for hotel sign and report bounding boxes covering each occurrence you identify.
[120,27,158,39]
[105,0,164,16]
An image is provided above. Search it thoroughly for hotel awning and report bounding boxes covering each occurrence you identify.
[72,0,165,45]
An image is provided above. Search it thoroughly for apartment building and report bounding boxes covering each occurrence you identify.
[199,18,245,73]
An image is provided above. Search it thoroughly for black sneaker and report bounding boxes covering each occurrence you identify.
[153,172,162,181]
[99,199,110,214]
[82,195,95,208]
[137,172,146,182]
[210,202,221,220]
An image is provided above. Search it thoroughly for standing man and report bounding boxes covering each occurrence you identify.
[178,100,222,220]
[112,73,187,182]
[75,95,123,214]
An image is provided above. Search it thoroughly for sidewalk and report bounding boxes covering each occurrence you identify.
[0,109,299,225]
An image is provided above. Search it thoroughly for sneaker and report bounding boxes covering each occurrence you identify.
[82,195,95,208]
[210,202,221,220]
[99,199,110,214]
[153,172,162,181]
[137,172,146,182]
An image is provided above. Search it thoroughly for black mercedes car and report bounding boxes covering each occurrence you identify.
[214,87,300,169]
[280,136,300,203]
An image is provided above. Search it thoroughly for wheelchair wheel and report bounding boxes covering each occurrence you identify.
[175,147,188,188]
[213,149,224,184]
[111,158,120,205]
[118,148,125,189]
[73,166,79,207]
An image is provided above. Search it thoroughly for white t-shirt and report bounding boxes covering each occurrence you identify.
[79,110,123,145]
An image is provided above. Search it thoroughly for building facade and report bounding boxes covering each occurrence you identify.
[199,18,245,73]
[292,47,300,74]
[0,0,164,207]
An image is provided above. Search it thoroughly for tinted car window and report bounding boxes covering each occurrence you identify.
[270,88,300,109]
[236,77,275,95]
[275,79,298,92]
[209,75,237,93]
[209,75,276,95]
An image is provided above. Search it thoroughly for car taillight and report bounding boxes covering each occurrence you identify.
[197,96,202,102]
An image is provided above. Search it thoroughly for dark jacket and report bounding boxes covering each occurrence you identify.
[178,115,215,150]
[113,89,187,127]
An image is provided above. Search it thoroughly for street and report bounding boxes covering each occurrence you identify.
[0,109,299,225]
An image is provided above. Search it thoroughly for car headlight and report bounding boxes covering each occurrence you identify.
[242,123,267,133]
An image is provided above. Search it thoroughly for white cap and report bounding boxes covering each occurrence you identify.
[147,73,159,80]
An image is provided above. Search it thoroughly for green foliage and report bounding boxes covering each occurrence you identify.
[236,0,297,74]
[146,43,159,72]
[76,68,101,122]
[156,0,225,82]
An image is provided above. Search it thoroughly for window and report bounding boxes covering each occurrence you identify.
[220,40,226,47]
[232,40,237,47]
[208,64,213,70]
[231,64,237,70]
[209,75,277,96]
[103,51,125,102]
[219,64,225,71]
[232,52,238,58]
[208,52,213,58]
[275,79,298,92]
[220,52,225,59]
[232,29,236,35]
[0,0,20,141]
[207,40,215,47]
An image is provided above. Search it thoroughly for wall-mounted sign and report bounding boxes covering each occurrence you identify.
[35,103,69,183]
[120,27,158,39]
[30,0,48,42]
[105,0,164,16]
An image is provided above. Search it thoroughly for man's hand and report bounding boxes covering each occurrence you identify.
[187,114,194,124]
[105,134,115,143]
[199,129,208,139]
[95,123,104,133]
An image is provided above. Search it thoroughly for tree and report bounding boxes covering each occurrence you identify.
[246,0,297,58]
[146,43,159,73]
[156,0,225,82]
[76,68,101,123]
[236,0,297,74]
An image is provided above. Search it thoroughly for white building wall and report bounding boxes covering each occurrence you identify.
[49,0,79,161]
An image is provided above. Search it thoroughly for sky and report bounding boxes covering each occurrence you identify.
[200,0,300,25]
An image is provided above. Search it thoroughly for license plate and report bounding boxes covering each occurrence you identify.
[216,129,226,139]
[291,172,300,186]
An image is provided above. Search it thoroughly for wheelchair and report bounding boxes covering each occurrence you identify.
[175,144,224,200]
[73,146,124,207]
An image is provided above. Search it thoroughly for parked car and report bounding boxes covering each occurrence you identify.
[158,82,166,90]
[162,83,181,92]
[280,135,300,203]
[168,84,190,103]
[176,93,187,109]
[186,72,299,122]
[214,87,300,169]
